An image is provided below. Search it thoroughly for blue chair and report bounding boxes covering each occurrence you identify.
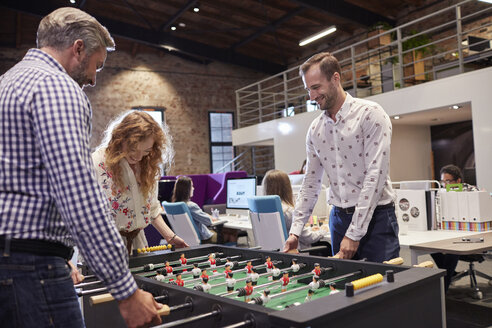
[162,202,201,247]
[247,195,288,251]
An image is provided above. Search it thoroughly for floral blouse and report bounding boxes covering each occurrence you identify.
[92,147,161,249]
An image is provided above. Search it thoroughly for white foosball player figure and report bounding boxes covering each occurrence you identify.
[191,263,201,279]
[291,258,300,273]
[271,265,281,281]
[226,272,236,293]
[250,269,259,286]
[305,289,315,302]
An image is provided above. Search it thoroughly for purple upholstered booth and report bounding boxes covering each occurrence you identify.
[144,171,248,246]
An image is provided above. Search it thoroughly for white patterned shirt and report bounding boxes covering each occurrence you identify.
[290,93,395,241]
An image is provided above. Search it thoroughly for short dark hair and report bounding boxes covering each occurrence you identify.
[299,52,341,81]
[440,164,463,182]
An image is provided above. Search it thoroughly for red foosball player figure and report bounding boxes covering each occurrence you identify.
[208,253,217,273]
[201,268,209,281]
[244,278,254,302]
[280,272,290,292]
[191,263,201,279]
[312,263,322,276]
[265,256,273,273]
[175,273,184,287]
[165,261,173,277]
[245,260,253,277]
[224,264,233,279]
[179,253,187,271]
[226,272,236,293]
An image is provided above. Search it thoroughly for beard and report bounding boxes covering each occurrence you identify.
[70,56,91,88]
[317,83,338,111]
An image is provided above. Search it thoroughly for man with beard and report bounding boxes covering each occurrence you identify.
[0,7,162,328]
[283,52,399,263]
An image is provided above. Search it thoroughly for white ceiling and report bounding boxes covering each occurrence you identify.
[391,102,472,126]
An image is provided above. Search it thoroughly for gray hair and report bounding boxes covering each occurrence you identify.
[37,7,115,55]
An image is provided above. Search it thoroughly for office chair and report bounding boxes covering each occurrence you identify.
[247,195,288,251]
[162,202,201,247]
[452,253,492,300]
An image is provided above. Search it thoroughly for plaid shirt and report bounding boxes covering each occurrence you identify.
[0,49,136,300]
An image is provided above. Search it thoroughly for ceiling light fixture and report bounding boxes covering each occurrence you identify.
[299,26,337,47]
[171,26,177,31]
[69,0,76,3]
[193,6,200,12]
[450,105,462,110]
[393,115,401,120]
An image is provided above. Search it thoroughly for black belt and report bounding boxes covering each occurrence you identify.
[0,237,74,260]
[334,202,394,215]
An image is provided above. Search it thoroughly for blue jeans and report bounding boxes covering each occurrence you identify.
[329,205,400,262]
[0,252,85,327]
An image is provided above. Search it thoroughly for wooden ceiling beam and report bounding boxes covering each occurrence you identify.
[290,0,396,27]
[231,6,306,50]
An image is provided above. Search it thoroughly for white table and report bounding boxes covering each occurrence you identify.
[399,230,486,265]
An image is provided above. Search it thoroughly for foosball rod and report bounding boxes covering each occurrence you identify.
[250,270,363,304]
[220,319,254,328]
[183,258,278,285]
[133,252,226,273]
[74,280,104,289]
[152,305,221,328]
[212,262,285,289]
[142,255,245,279]
[221,265,332,298]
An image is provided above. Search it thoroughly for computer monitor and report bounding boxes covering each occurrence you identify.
[158,180,176,203]
[226,177,257,209]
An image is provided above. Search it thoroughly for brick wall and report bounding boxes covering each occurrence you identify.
[0,41,264,175]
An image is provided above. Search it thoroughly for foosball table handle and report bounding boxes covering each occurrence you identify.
[383,257,404,265]
[413,261,434,268]
[89,293,171,316]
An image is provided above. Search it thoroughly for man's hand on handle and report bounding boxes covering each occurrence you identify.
[335,236,359,259]
[118,289,163,328]
[283,234,299,253]
[68,260,85,285]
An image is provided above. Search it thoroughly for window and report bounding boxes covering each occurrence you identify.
[209,112,234,173]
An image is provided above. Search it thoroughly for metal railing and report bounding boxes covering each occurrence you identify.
[235,0,492,128]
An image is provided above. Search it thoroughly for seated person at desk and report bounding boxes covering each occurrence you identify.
[263,169,330,255]
[171,176,219,243]
[431,164,478,291]
[290,159,306,175]
[92,111,188,254]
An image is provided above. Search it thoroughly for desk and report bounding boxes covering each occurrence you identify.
[399,230,487,265]
[220,214,255,246]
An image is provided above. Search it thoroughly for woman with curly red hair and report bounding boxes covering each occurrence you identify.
[93,111,188,253]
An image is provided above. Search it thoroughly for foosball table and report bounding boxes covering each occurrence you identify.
[80,245,445,328]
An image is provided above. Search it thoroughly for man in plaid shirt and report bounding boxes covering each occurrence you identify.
[0,7,162,327]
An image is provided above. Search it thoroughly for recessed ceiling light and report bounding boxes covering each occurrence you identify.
[450,105,462,110]
[193,7,200,12]
[393,115,400,120]
[171,26,177,31]
[179,22,186,27]
[69,0,76,3]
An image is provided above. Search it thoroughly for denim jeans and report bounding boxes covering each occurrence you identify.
[0,251,85,327]
[329,205,400,262]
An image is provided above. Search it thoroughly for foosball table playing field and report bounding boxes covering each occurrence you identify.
[79,245,446,328]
